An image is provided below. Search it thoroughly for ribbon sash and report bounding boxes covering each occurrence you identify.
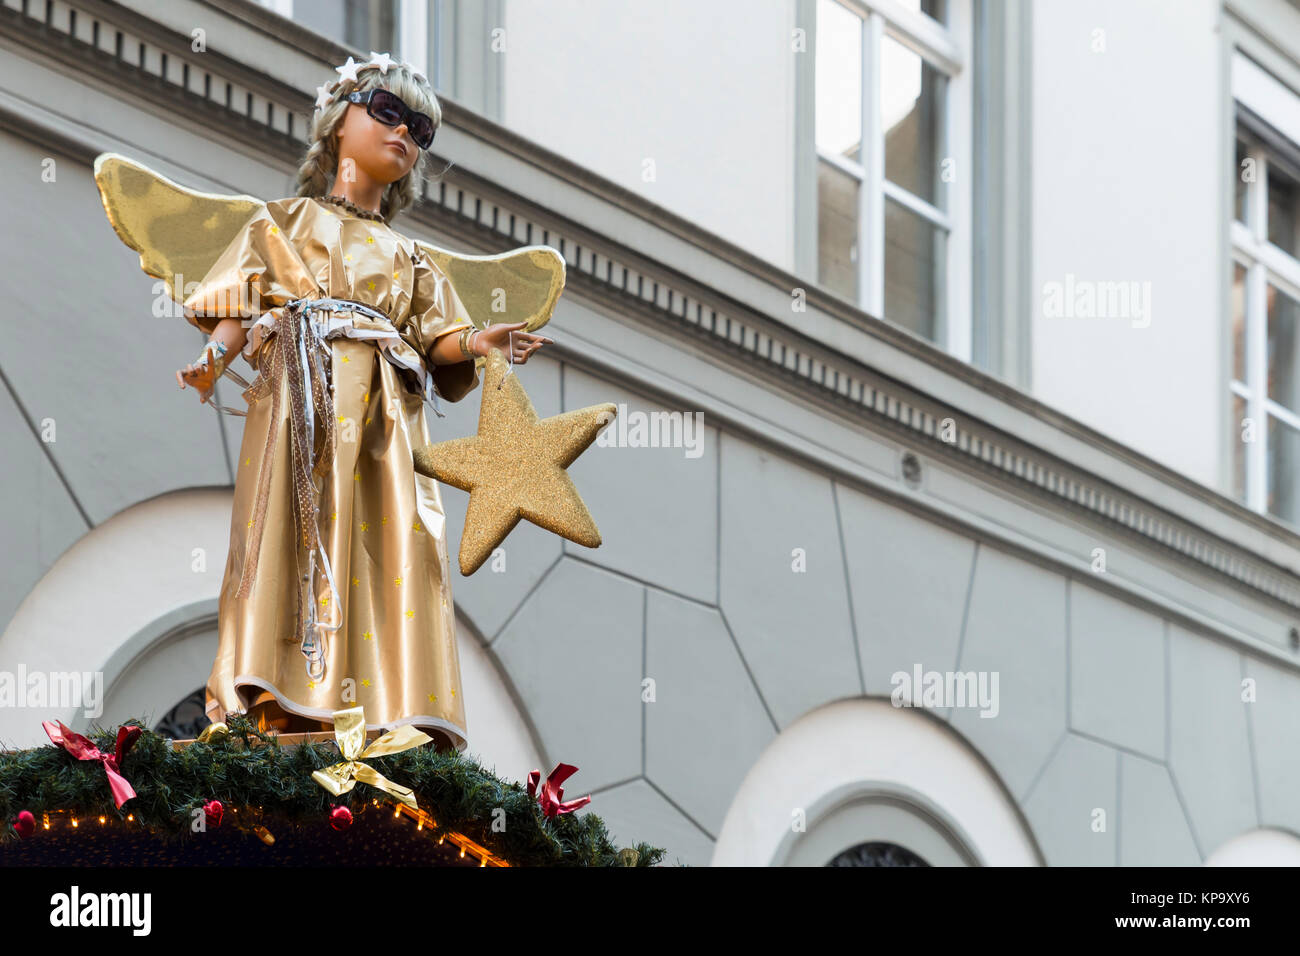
[237,299,343,681]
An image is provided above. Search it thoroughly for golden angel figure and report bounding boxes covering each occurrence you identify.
[94,54,562,751]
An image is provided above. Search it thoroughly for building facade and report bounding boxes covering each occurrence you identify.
[1,0,1299,866]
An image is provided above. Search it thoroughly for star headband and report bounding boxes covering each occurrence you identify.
[313,51,429,111]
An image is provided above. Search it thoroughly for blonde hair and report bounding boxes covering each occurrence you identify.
[295,61,443,224]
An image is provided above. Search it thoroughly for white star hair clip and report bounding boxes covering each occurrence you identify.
[335,55,363,85]
[313,51,430,111]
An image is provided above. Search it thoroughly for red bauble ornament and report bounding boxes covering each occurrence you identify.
[12,810,35,838]
[329,806,353,831]
[203,800,224,828]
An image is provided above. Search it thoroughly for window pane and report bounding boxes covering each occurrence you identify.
[1232,262,1247,383]
[895,0,946,22]
[816,0,862,163]
[1267,282,1300,413]
[1234,139,1248,225]
[818,158,859,302]
[294,0,397,54]
[1268,161,1300,258]
[884,196,944,340]
[1232,393,1247,502]
[882,35,945,207]
[1267,414,1300,524]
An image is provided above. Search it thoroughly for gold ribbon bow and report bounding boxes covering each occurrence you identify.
[310,706,432,809]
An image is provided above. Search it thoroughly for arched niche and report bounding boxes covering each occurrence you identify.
[713,697,1041,866]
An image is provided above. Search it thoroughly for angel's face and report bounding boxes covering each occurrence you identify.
[335,95,420,187]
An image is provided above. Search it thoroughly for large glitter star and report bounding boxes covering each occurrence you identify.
[413,349,616,575]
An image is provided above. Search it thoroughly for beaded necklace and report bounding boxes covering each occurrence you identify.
[318,193,387,223]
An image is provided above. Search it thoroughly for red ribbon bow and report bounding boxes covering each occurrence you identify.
[42,721,143,809]
[526,763,591,818]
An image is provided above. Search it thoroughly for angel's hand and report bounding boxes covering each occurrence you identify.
[176,360,218,403]
[473,321,555,364]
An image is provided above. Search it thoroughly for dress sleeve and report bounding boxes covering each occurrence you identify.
[402,247,481,404]
[181,198,324,367]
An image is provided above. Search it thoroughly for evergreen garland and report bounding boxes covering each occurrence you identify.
[0,714,665,867]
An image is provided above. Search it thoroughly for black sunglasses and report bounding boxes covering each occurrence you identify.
[346,88,436,150]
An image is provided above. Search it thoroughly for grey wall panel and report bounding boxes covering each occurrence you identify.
[1167,624,1257,855]
[645,589,775,838]
[1118,752,1201,866]
[837,482,977,701]
[1069,582,1166,761]
[1023,733,1118,866]
[581,778,714,868]
[492,557,643,790]
[562,365,717,604]
[718,432,860,728]
[950,545,1068,800]
[1246,653,1300,836]
[0,378,88,632]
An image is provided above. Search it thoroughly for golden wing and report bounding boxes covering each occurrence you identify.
[93,151,265,303]
[415,241,566,333]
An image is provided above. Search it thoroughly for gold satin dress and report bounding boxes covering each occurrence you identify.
[181,195,479,752]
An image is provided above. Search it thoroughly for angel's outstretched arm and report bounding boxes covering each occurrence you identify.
[176,317,250,400]
[427,320,552,366]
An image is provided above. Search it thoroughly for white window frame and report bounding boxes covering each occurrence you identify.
[814,0,973,360]
[252,0,429,78]
[1229,51,1300,518]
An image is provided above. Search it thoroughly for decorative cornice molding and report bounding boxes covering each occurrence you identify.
[6,0,1300,615]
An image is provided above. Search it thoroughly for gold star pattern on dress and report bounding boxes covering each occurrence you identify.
[361,679,371,687]
[405,609,414,619]
[352,577,359,587]
[427,692,437,703]
[360,521,369,532]
[412,520,422,532]
[413,348,616,575]
[363,630,374,641]
[394,576,402,587]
